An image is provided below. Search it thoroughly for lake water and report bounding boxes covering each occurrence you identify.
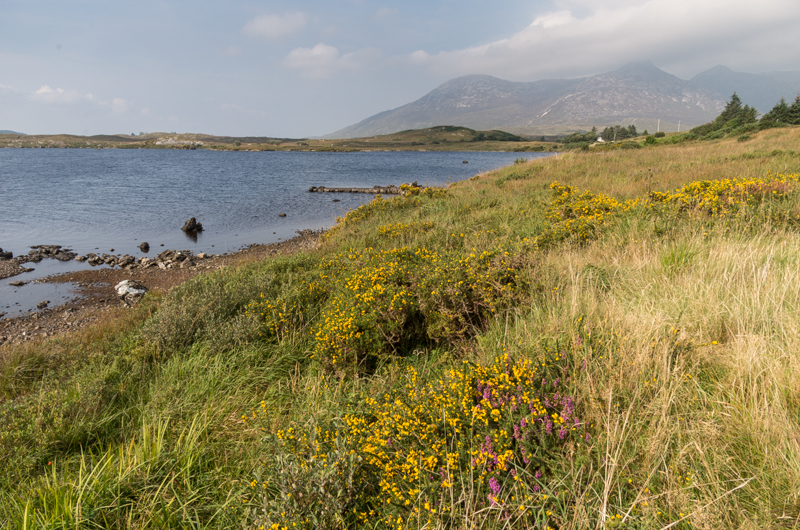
[0,149,554,317]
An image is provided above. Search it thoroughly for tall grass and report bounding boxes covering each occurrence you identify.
[1,126,800,528]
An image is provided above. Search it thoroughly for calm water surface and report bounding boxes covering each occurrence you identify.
[0,149,554,316]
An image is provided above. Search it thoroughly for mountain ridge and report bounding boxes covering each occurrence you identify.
[328,62,800,138]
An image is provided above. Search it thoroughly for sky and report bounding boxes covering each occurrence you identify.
[2,0,800,138]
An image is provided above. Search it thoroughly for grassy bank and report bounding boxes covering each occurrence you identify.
[2,127,800,529]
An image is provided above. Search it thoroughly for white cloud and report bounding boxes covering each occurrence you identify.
[284,43,380,79]
[530,10,576,29]
[243,12,308,40]
[407,0,800,80]
[30,85,86,103]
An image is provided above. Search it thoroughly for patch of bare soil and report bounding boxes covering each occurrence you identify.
[0,230,323,347]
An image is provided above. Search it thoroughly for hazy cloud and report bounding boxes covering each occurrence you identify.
[220,45,242,58]
[376,7,399,19]
[243,12,308,40]
[30,85,86,104]
[98,97,130,115]
[409,0,800,80]
[284,43,380,79]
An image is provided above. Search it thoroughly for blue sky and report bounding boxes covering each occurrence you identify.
[2,0,799,137]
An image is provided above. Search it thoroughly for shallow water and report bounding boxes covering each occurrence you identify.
[0,149,554,316]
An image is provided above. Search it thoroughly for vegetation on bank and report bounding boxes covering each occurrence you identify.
[2,126,800,528]
[0,126,553,153]
[557,92,800,151]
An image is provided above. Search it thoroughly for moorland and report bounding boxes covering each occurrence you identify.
[2,124,800,529]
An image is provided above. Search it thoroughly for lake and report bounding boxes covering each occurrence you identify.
[0,149,554,316]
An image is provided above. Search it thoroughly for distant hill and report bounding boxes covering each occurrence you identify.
[0,130,25,135]
[690,65,800,113]
[328,62,800,138]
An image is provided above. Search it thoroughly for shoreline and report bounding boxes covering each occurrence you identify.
[0,229,324,347]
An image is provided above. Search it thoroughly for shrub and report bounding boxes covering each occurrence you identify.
[246,351,590,530]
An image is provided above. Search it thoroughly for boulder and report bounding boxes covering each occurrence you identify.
[0,248,12,260]
[9,281,25,287]
[75,255,87,262]
[278,213,287,217]
[138,242,150,252]
[115,280,148,307]
[181,218,203,232]
[37,301,50,309]
[117,255,135,268]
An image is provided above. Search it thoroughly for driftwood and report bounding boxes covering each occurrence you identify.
[308,185,401,194]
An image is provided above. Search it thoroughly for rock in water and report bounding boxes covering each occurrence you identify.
[115,280,148,307]
[138,242,150,252]
[0,248,12,260]
[181,218,203,232]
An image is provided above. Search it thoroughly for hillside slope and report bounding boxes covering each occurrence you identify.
[328,62,728,138]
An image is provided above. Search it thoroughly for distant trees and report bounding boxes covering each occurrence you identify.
[691,92,758,137]
[686,92,800,141]
[760,95,800,126]
[600,124,638,141]
[562,127,598,144]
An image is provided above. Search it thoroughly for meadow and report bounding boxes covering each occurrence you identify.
[2,127,800,529]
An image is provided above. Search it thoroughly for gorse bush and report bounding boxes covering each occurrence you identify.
[246,350,589,530]
[249,245,528,374]
[648,172,799,216]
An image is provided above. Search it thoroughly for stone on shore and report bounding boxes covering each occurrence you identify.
[115,280,148,307]
[138,242,150,252]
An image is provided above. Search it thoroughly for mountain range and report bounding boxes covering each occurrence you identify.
[328,62,800,138]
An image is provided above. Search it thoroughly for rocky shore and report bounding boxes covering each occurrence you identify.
[0,229,324,347]
[0,244,214,281]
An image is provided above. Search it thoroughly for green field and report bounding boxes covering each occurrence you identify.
[2,126,800,529]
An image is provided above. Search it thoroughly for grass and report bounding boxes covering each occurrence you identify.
[2,126,800,528]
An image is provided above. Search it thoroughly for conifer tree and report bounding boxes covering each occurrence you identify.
[788,95,800,125]
[761,98,790,124]
[718,92,743,123]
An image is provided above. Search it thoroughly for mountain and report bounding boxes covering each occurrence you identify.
[328,62,798,138]
[0,130,25,135]
[690,65,800,113]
